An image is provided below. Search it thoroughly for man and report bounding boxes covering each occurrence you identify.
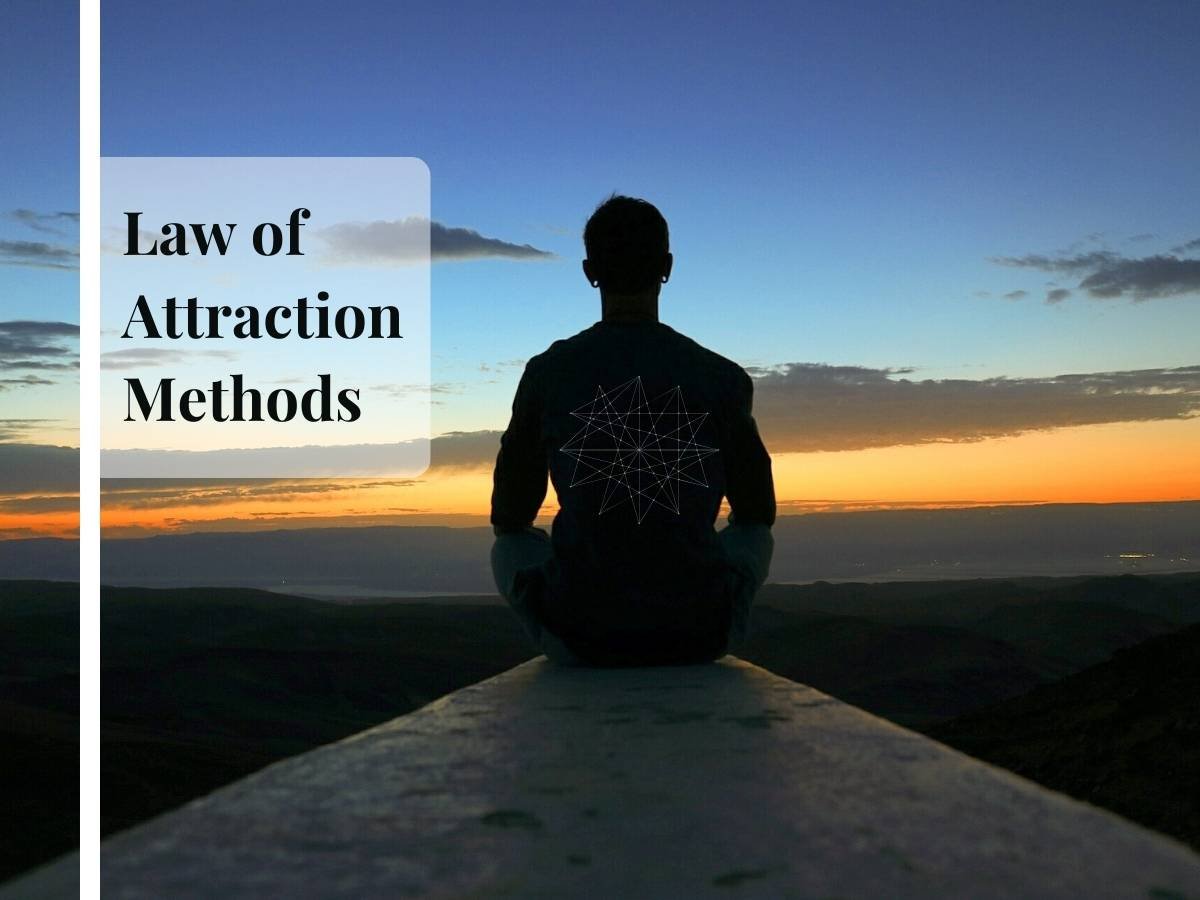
[490,195,775,666]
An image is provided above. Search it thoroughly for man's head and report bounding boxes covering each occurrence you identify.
[583,195,673,297]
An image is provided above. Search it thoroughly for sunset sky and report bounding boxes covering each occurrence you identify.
[0,3,79,539]
[2,1,1199,539]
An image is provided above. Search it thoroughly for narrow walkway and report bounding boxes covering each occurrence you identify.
[94,657,1200,898]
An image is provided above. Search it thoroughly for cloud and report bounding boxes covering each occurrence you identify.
[97,430,503,478]
[100,347,238,370]
[992,251,1118,275]
[429,430,502,468]
[95,430,501,514]
[0,494,79,514]
[748,363,1200,452]
[1170,238,1200,254]
[375,366,1200,462]
[992,248,1200,301]
[0,320,78,372]
[8,209,79,235]
[0,443,76,488]
[1002,290,1027,300]
[0,375,55,390]
[430,222,555,261]
[99,477,420,511]
[0,359,78,372]
[101,225,158,255]
[1045,288,1071,304]
[1079,256,1200,300]
[317,218,554,265]
[75,361,1200,515]
[120,358,1193,471]
[84,356,1200,521]
[0,320,78,337]
[100,348,238,372]
[370,382,467,397]
[0,239,79,270]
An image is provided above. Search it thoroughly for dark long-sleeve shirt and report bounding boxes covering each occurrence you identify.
[491,319,775,660]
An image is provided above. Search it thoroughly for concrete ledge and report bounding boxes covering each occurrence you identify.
[99,657,1200,898]
[0,852,78,900]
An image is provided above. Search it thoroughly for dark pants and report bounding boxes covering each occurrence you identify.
[491,523,774,665]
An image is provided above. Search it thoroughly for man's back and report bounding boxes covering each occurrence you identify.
[491,318,775,663]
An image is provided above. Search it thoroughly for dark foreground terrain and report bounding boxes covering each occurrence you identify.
[4,571,1199,881]
[98,571,1199,845]
[927,622,1200,850]
[0,581,79,883]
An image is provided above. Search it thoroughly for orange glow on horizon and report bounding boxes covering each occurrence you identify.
[0,506,80,540]
[82,416,1200,537]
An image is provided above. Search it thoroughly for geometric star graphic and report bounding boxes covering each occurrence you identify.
[558,376,719,524]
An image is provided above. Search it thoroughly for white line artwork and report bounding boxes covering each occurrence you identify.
[559,376,719,524]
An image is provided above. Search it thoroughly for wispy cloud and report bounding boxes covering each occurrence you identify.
[991,246,1200,301]
[8,208,79,236]
[99,477,420,511]
[370,382,467,396]
[0,494,79,515]
[317,218,554,265]
[100,347,238,370]
[0,420,69,444]
[0,375,55,390]
[0,239,79,270]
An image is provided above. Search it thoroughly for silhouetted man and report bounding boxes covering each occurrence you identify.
[491,195,775,666]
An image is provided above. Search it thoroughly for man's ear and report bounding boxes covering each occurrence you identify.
[582,259,598,288]
[661,253,674,283]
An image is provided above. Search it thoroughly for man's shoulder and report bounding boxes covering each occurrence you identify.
[673,327,746,370]
[662,325,752,393]
[522,325,597,375]
[526,321,749,390]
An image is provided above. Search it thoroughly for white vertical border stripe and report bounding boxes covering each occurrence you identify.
[79,1,100,898]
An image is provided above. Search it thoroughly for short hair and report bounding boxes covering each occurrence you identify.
[583,195,670,293]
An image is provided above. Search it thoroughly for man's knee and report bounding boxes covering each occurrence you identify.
[491,526,552,597]
[719,522,774,590]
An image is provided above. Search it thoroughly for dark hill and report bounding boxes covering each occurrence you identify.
[926,624,1200,851]
[738,613,1048,728]
[756,572,1200,626]
[752,574,1198,692]
[101,584,535,837]
[0,581,79,883]
[86,572,1200,849]
[968,600,1178,675]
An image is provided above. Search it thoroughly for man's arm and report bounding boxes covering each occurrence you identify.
[725,369,776,527]
[490,360,549,534]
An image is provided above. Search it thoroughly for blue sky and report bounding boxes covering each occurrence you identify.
[1,1,79,445]
[95,2,1200,432]
[5,0,1199,445]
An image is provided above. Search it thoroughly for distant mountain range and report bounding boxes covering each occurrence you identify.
[3,500,1197,588]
